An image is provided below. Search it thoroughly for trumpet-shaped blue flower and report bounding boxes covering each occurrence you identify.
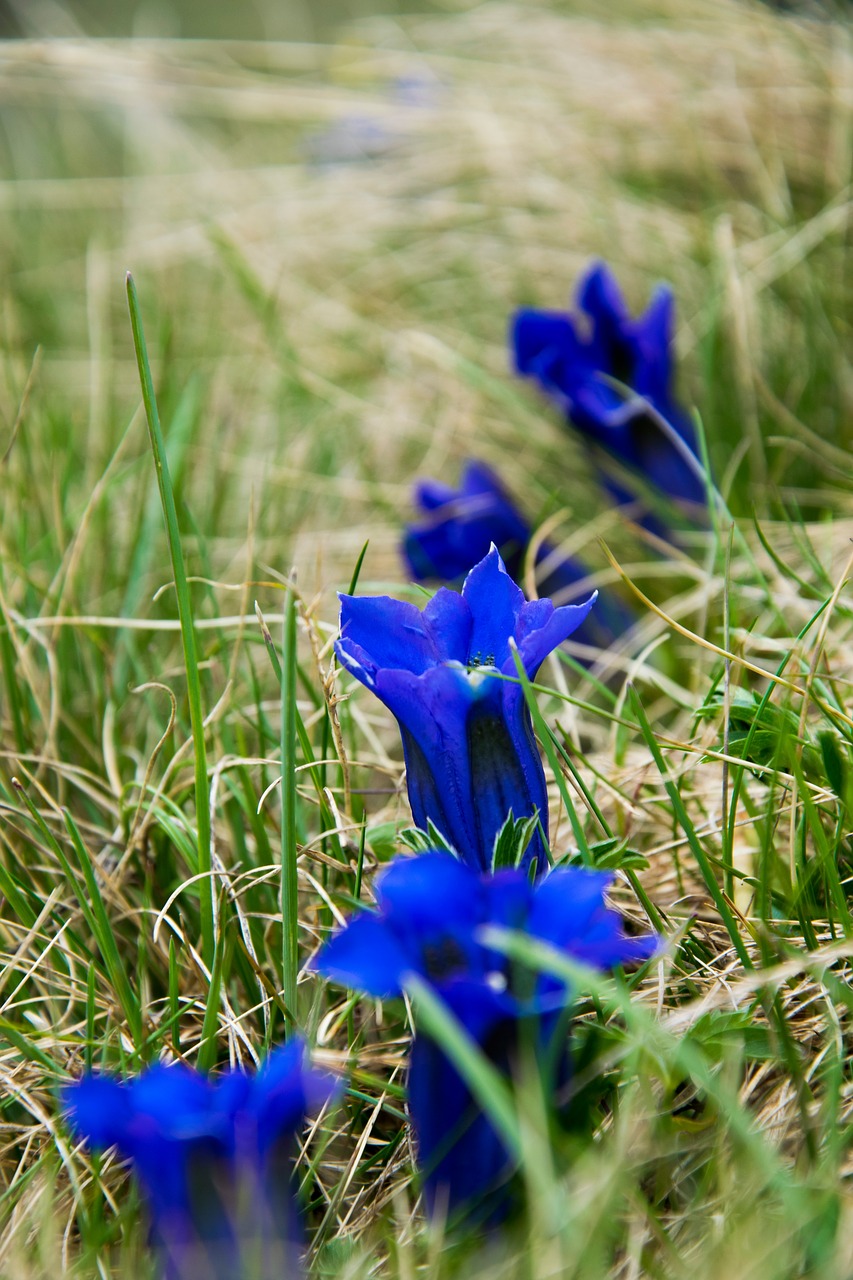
[336,546,596,874]
[402,458,632,650]
[317,852,659,1218]
[512,261,706,508]
[63,1040,337,1280]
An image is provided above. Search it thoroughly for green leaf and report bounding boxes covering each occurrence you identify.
[585,837,650,872]
[819,730,847,799]
[491,809,541,871]
[398,821,458,857]
[699,687,823,779]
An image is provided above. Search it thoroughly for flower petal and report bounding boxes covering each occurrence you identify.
[483,870,533,932]
[248,1039,338,1159]
[511,309,581,381]
[626,408,706,506]
[375,853,481,936]
[62,1074,132,1152]
[631,285,674,402]
[420,587,473,660]
[529,867,659,970]
[414,477,457,512]
[337,594,441,684]
[535,549,632,649]
[130,1065,218,1142]
[372,664,495,870]
[511,261,707,515]
[577,260,628,331]
[465,700,549,874]
[460,545,526,670]
[512,593,599,678]
[408,985,516,1222]
[384,667,550,873]
[316,912,412,997]
[528,867,614,942]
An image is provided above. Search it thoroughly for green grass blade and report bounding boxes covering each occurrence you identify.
[0,1017,62,1077]
[347,540,370,596]
[281,577,300,1033]
[628,685,752,969]
[114,377,201,695]
[196,926,226,1075]
[125,273,214,968]
[168,937,181,1056]
[61,810,145,1050]
[508,643,590,865]
[12,781,144,1049]
[481,928,793,1193]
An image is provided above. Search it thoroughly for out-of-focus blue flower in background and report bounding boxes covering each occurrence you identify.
[403,460,531,586]
[63,1040,337,1280]
[403,458,633,650]
[318,852,659,1220]
[336,546,596,874]
[512,262,707,510]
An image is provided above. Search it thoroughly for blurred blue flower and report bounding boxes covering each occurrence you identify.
[402,458,632,650]
[404,459,531,585]
[63,1040,336,1280]
[336,546,596,874]
[512,262,706,508]
[318,852,658,1219]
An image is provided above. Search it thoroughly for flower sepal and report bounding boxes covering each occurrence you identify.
[490,809,545,873]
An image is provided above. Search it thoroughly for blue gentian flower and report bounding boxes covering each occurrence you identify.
[402,458,632,649]
[317,852,659,1219]
[63,1040,337,1280]
[512,261,706,508]
[336,546,596,874]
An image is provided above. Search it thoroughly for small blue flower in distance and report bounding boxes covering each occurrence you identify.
[512,262,707,508]
[402,458,632,650]
[336,545,596,875]
[317,852,659,1219]
[63,1040,337,1280]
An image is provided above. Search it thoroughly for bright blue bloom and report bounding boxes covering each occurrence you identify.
[402,458,632,650]
[336,546,596,874]
[63,1040,337,1280]
[318,852,659,1219]
[512,262,706,508]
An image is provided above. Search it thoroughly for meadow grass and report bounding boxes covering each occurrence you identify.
[0,0,851,1274]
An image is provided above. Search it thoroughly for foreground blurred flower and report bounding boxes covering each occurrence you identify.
[63,1040,336,1280]
[336,545,596,874]
[402,458,632,649]
[318,852,658,1219]
[512,262,706,508]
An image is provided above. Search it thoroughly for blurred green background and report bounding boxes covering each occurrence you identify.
[0,0,836,38]
[0,0,445,40]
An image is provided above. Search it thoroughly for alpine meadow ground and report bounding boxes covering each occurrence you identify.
[0,0,851,1276]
